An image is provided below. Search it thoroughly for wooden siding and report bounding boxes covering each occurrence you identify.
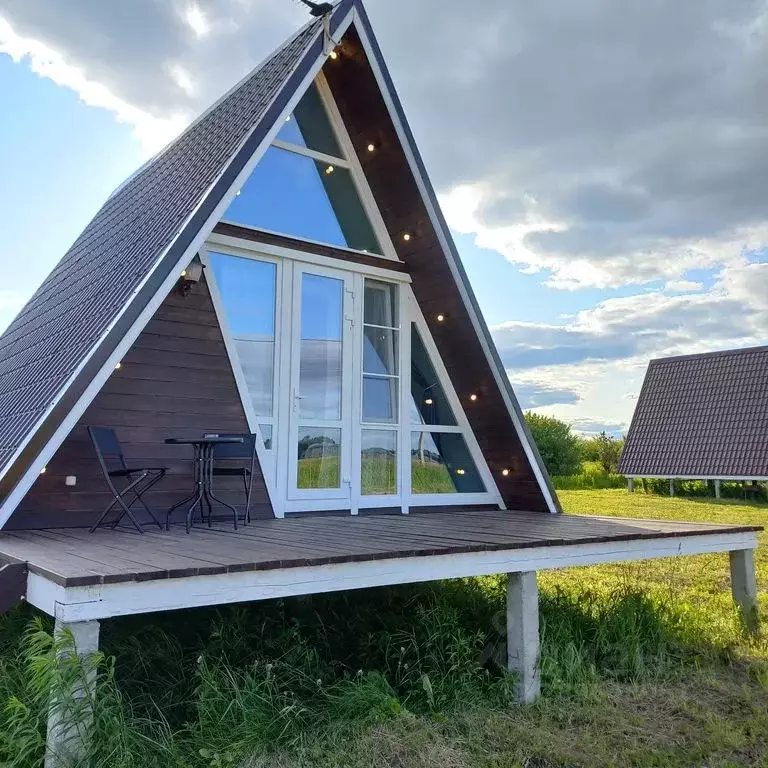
[10,278,272,529]
[323,32,549,512]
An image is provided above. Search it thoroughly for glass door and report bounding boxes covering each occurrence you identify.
[288,264,354,501]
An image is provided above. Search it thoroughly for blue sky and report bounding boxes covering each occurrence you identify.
[2,0,767,437]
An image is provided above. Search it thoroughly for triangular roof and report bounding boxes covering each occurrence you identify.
[619,345,768,478]
[0,0,559,523]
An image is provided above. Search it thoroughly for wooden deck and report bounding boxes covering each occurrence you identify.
[0,509,760,588]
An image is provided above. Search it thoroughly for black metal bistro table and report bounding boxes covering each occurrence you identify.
[165,436,243,533]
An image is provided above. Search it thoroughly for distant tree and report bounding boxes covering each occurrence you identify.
[594,431,623,473]
[524,412,582,476]
[580,437,600,463]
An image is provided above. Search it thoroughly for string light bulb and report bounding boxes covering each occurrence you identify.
[425,398,433,405]
[469,393,478,402]
[115,362,122,371]
[325,165,335,175]
[40,466,47,475]
[329,50,338,59]
[501,468,510,477]
[367,143,376,152]
[456,468,466,475]
[181,269,187,277]
[403,232,411,242]
[436,314,445,322]
[236,190,241,196]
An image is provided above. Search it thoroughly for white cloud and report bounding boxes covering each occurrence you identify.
[184,4,210,39]
[0,17,185,152]
[497,259,768,426]
[663,279,704,293]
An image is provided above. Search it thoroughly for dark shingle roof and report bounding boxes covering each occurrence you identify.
[619,345,768,477]
[0,11,337,489]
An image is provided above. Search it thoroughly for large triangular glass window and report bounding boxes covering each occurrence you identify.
[222,80,386,256]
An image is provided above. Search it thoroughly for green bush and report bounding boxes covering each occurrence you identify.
[524,412,582,476]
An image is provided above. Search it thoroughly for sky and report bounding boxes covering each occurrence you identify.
[1,0,768,437]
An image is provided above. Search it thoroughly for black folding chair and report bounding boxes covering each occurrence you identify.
[207,433,258,525]
[88,427,167,534]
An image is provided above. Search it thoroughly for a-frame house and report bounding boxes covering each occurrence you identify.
[0,2,759,760]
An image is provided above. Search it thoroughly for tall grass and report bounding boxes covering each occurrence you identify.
[0,571,746,768]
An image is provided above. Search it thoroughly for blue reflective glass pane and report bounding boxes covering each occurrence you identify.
[299,274,343,420]
[209,252,276,417]
[275,83,343,157]
[223,146,382,254]
[363,376,398,423]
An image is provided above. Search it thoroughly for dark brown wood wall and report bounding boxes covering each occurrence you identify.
[323,30,549,512]
[9,278,272,529]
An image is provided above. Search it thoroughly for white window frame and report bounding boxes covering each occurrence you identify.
[219,72,401,264]
[204,234,502,517]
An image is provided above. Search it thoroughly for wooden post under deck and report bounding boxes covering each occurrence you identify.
[507,571,540,702]
[45,619,100,768]
[729,549,760,635]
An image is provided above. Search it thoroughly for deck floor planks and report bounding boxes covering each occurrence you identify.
[0,509,760,587]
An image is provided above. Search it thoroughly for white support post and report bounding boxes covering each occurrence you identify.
[627,477,634,493]
[729,549,759,635]
[45,619,101,768]
[506,571,540,703]
[669,478,675,497]
[714,479,722,499]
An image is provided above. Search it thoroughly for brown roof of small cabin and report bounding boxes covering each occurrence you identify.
[618,345,768,478]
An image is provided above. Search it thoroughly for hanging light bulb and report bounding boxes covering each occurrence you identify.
[469,393,478,402]
[367,143,376,152]
[456,468,466,475]
[115,362,122,370]
[436,314,445,322]
[325,165,335,175]
[329,50,338,59]
[501,468,510,477]
[40,466,47,475]
[425,398,433,405]
[403,232,411,242]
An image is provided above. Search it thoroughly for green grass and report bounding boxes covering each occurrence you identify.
[0,491,766,767]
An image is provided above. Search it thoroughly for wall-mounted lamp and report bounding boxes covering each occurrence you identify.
[179,257,204,296]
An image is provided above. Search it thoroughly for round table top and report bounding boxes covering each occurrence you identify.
[165,436,244,445]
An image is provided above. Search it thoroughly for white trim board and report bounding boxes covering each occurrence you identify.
[26,529,759,622]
